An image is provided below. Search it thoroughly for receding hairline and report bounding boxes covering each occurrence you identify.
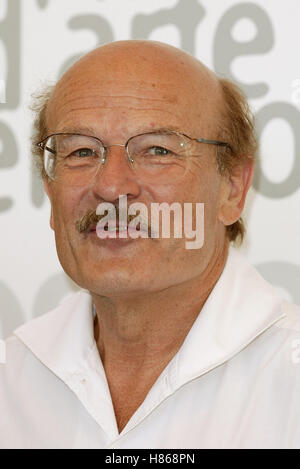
[58,40,219,83]
[45,40,224,132]
[31,40,240,156]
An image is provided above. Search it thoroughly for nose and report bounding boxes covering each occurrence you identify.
[90,144,141,203]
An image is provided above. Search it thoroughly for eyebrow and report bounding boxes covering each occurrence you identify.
[56,125,184,138]
[57,126,97,135]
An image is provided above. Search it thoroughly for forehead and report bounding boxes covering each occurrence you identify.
[46,44,223,138]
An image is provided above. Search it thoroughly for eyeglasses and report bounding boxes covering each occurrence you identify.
[37,130,232,187]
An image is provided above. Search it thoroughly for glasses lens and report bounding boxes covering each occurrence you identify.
[42,131,193,186]
[128,132,191,184]
[43,134,104,186]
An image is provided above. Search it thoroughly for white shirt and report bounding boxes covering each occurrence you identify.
[1,247,300,449]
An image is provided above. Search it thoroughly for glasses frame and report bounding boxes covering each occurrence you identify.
[37,129,232,180]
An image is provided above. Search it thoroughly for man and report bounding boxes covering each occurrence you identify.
[0,40,299,449]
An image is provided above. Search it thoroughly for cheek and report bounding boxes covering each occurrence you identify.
[50,186,86,235]
[184,165,223,233]
[178,166,222,209]
[143,174,221,253]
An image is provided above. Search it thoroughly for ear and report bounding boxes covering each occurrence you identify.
[218,157,255,226]
[43,177,55,231]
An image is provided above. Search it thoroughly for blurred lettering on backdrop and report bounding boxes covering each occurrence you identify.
[1,0,300,338]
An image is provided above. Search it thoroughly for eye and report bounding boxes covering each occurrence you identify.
[71,148,96,158]
[148,146,171,156]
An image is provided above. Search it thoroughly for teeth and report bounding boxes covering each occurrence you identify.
[105,226,127,232]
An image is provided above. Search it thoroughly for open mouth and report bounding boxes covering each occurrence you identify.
[87,222,148,242]
[89,223,142,233]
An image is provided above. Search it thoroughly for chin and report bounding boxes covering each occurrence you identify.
[69,260,156,296]
[84,276,154,297]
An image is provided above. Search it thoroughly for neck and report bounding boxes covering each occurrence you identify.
[91,239,229,432]
[92,239,229,372]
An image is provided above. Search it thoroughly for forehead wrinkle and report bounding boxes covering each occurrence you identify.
[47,95,181,132]
[50,106,185,136]
[55,105,178,114]
[47,78,180,121]
[48,41,224,134]
[51,94,177,114]
[54,94,172,105]
[68,94,172,102]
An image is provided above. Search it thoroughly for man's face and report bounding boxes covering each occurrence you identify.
[44,42,228,297]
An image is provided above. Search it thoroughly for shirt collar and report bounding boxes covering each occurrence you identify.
[117,246,286,434]
[15,289,95,377]
[13,246,286,437]
[174,245,286,387]
[14,290,119,439]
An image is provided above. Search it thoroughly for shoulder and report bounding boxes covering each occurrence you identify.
[0,330,46,388]
[0,289,91,381]
[274,300,300,332]
[0,334,28,379]
[240,300,300,380]
[0,334,37,429]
